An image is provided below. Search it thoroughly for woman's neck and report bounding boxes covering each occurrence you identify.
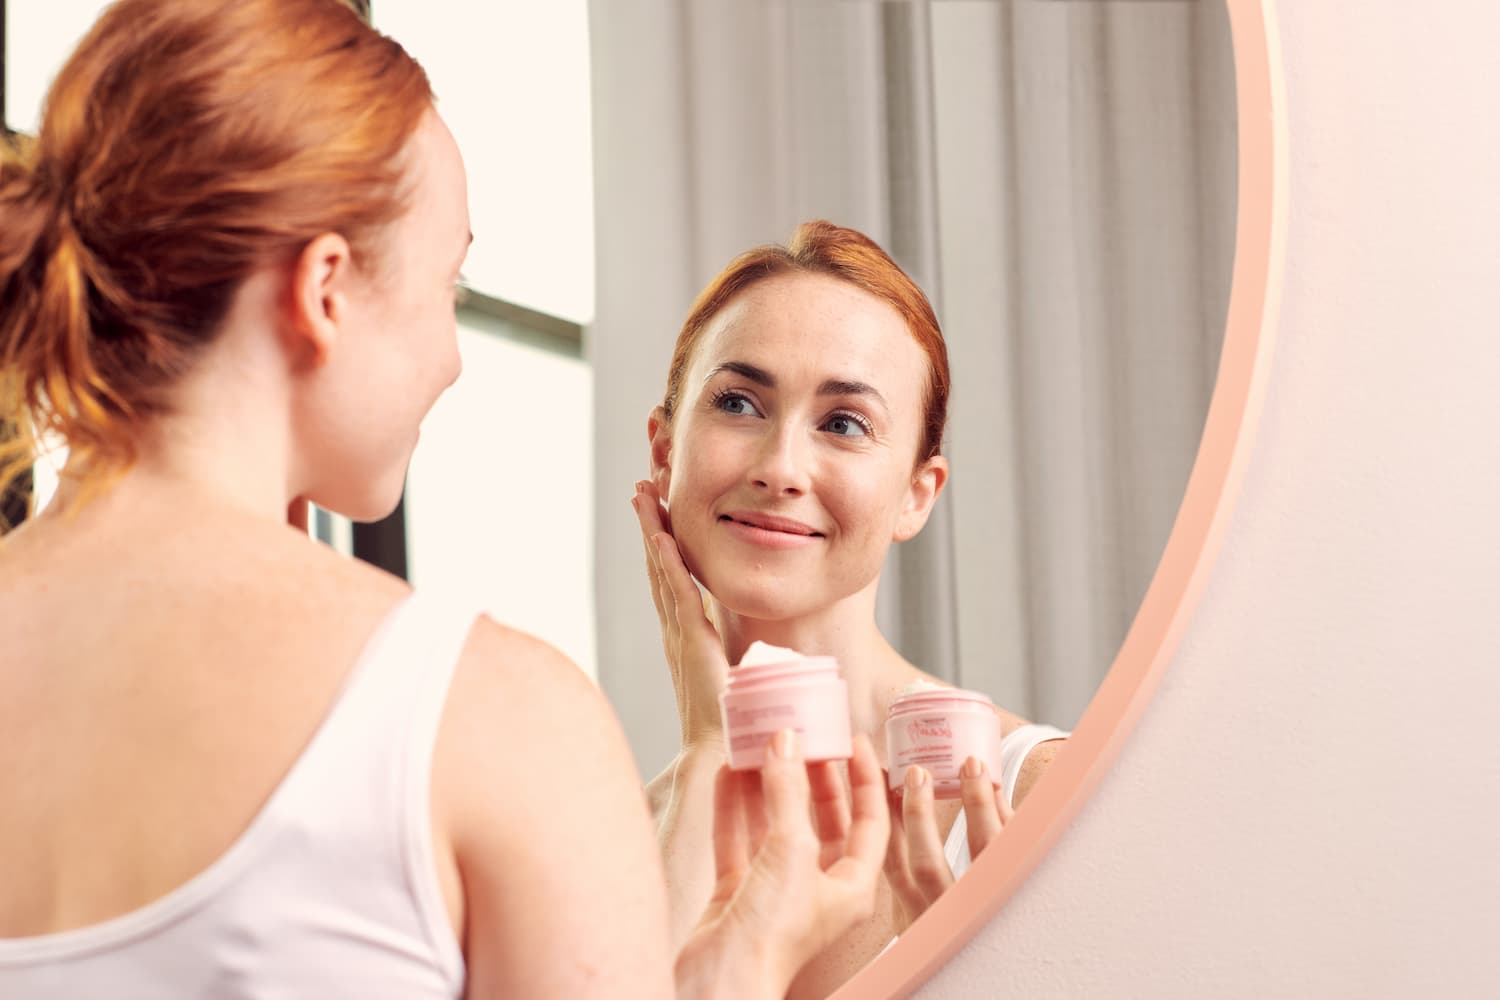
[47,295,298,526]
[710,590,934,761]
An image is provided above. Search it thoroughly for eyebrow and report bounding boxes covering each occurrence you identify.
[704,361,889,411]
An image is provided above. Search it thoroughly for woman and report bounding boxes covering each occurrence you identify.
[633,220,1070,996]
[0,2,887,996]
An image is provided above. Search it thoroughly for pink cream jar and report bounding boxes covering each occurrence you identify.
[719,645,852,770]
[885,686,1004,798]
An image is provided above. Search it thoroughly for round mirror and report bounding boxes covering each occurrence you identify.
[582,1,1278,996]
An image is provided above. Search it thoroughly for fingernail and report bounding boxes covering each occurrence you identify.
[772,728,799,759]
[635,480,648,494]
[905,766,928,790]
[961,756,984,779]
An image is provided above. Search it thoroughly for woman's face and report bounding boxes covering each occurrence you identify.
[299,109,471,520]
[653,271,946,621]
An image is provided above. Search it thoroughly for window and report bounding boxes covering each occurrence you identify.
[373,0,599,676]
[404,309,595,677]
[374,0,595,322]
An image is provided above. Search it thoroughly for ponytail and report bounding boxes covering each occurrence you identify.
[1,131,54,527]
[1,130,139,525]
[0,0,433,522]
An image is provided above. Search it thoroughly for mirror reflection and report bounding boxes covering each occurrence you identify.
[585,2,1236,994]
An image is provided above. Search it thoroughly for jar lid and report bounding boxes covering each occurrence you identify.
[724,656,840,691]
[886,685,998,717]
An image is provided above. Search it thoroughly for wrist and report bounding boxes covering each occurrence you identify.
[678,691,725,751]
[674,923,779,1000]
[681,725,726,755]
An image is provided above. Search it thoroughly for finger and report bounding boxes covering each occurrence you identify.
[841,735,893,875]
[632,494,670,629]
[631,484,673,618]
[807,759,851,869]
[647,532,679,625]
[818,737,893,929]
[642,479,674,534]
[654,533,716,642]
[757,729,814,852]
[711,763,751,883]
[633,483,672,562]
[901,765,952,901]
[960,756,1005,859]
[882,783,917,899]
[742,765,768,854]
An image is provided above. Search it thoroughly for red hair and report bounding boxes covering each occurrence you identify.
[0,0,432,514]
[662,220,950,462]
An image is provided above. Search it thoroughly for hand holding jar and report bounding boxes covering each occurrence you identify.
[882,685,1015,932]
[677,729,890,999]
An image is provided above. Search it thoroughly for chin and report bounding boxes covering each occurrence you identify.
[310,477,405,525]
[697,566,823,623]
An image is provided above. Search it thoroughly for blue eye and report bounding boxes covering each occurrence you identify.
[824,413,870,437]
[713,391,762,417]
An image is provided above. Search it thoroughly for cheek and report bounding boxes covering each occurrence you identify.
[433,316,462,393]
[823,464,901,539]
[395,299,461,401]
[668,427,737,506]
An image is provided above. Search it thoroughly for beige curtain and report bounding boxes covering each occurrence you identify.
[588,0,1235,774]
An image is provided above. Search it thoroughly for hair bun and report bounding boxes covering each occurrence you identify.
[1,133,52,285]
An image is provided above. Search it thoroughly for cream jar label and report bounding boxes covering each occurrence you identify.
[719,647,852,770]
[885,687,1004,798]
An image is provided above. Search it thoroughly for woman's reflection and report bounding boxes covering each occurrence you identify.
[630,220,1069,997]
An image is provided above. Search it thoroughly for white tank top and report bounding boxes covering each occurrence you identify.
[944,723,1070,877]
[0,590,478,998]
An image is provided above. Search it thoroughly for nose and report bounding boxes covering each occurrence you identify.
[748,423,810,497]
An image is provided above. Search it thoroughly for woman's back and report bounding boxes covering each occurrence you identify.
[0,480,678,997]
[0,488,411,942]
[0,482,490,999]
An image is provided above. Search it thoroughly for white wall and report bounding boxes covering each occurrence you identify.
[405,316,596,679]
[918,2,1500,995]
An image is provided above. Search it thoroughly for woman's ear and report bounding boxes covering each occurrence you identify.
[283,232,354,369]
[647,405,672,497]
[893,454,949,542]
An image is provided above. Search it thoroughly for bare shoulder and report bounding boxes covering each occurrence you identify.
[430,618,674,997]
[1012,735,1067,808]
[433,616,646,839]
[442,617,616,752]
[989,702,1068,808]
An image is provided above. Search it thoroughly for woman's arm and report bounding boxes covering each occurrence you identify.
[633,481,740,946]
[433,619,888,1000]
[647,743,728,949]
[434,620,677,999]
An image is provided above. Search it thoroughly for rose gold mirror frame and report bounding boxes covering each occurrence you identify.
[832,2,1287,996]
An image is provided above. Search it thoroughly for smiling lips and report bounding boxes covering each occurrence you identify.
[719,511,824,549]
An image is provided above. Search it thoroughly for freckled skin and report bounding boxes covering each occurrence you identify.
[659,272,936,622]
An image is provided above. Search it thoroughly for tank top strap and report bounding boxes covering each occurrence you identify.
[943,723,1070,878]
[997,723,1069,810]
[264,586,484,984]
